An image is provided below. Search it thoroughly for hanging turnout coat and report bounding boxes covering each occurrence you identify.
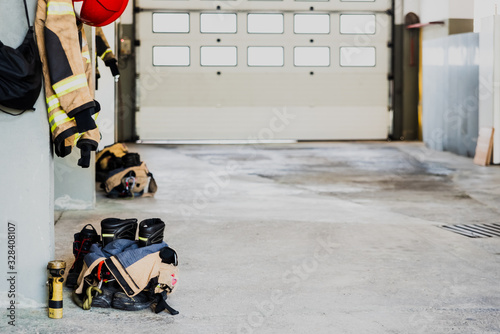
[35,0,100,165]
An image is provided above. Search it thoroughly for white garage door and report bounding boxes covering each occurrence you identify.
[135,0,392,141]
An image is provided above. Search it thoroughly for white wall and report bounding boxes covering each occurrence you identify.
[449,0,475,19]
[474,0,500,31]
[121,1,134,25]
[420,0,450,22]
[95,23,117,149]
[419,0,473,22]
[395,0,421,25]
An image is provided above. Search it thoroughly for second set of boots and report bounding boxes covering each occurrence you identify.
[101,217,165,247]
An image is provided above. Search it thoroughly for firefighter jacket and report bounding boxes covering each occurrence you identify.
[35,0,100,167]
[76,239,178,298]
[95,26,119,85]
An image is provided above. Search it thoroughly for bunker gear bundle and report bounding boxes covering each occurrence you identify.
[69,218,178,314]
[104,162,158,198]
[0,0,42,112]
[35,0,100,167]
[72,0,129,27]
[96,143,158,198]
[96,143,138,182]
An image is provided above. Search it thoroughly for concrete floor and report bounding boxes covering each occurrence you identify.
[6,142,500,334]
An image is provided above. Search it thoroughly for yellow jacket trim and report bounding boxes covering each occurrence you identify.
[46,2,75,16]
[46,95,61,113]
[48,110,65,124]
[46,94,58,105]
[82,51,90,64]
[100,49,112,60]
[50,112,72,132]
[53,74,87,97]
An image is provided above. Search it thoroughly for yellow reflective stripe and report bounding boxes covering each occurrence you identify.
[53,74,87,97]
[46,95,58,104]
[47,2,75,16]
[47,101,61,113]
[46,95,61,112]
[100,49,112,59]
[102,234,114,238]
[82,51,91,64]
[48,110,65,124]
[50,113,72,132]
[138,237,148,241]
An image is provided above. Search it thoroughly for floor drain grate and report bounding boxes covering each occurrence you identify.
[441,224,500,238]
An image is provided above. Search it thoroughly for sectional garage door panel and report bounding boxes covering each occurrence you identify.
[135,0,392,140]
[137,107,389,140]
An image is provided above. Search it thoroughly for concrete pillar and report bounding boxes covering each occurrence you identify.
[0,0,55,307]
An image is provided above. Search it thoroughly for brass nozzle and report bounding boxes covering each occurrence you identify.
[47,260,66,270]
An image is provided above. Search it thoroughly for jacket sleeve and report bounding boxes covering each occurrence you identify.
[42,0,96,132]
[96,27,119,77]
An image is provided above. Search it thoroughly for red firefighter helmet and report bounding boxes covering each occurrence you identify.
[72,0,129,27]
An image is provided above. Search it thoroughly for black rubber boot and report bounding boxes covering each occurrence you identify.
[101,218,138,247]
[138,218,165,247]
[92,281,122,308]
[66,224,100,288]
[112,290,155,311]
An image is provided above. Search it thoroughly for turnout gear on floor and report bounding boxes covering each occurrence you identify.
[0,0,42,112]
[66,224,100,288]
[72,0,129,27]
[35,0,100,167]
[96,143,140,182]
[75,239,179,314]
[104,162,158,198]
[101,218,138,247]
[138,218,165,247]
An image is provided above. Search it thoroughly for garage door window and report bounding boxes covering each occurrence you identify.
[201,46,238,66]
[152,13,190,33]
[294,47,330,66]
[200,13,237,33]
[247,14,284,34]
[340,14,376,34]
[340,47,376,66]
[153,46,190,66]
[294,14,330,34]
[248,47,284,66]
